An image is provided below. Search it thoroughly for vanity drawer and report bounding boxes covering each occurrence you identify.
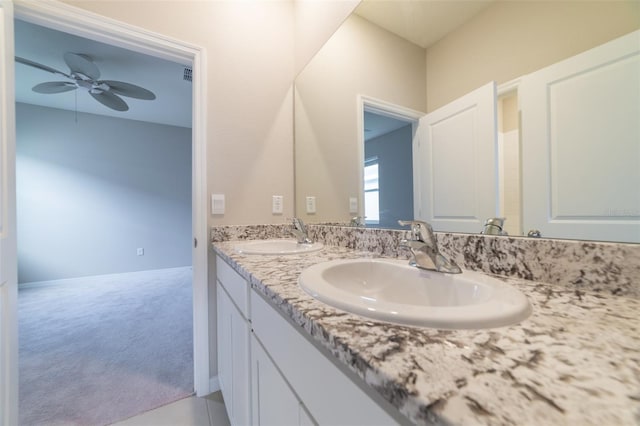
[216,256,249,318]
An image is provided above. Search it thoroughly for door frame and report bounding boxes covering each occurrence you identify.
[1,1,18,424]
[11,0,210,397]
[356,95,423,222]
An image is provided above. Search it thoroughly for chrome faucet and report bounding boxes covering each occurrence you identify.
[482,217,507,235]
[398,220,462,274]
[291,217,313,244]
[349,216,365,227]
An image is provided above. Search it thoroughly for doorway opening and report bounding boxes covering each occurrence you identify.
[497,90,522,237]
[358,96,422,229]
[363,110,414,227]
[7,1,210,423]
[14,18,196,425]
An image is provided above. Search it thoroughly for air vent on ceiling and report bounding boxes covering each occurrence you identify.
[183,67,193,82]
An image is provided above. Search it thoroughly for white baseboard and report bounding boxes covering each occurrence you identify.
[18,266,192,288]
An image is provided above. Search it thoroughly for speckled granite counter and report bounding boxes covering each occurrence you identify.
[212,230,640,425]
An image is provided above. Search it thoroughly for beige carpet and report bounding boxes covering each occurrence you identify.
[18,267,194,426]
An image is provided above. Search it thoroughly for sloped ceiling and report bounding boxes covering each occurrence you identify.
[355,0,494,49]
[14,19,193,128]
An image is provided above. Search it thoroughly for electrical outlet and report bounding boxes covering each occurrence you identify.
[272,195,283,214]
[137,248,144,256]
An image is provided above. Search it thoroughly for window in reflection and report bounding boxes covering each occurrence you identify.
[364,158,379,224]
[363,110,415,228]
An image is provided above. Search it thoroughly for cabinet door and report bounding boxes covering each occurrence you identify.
[298,403,316,426]
[217,282,251,426]
[230,307,250,426]
[251,335,304,426]
[217,282,232,409]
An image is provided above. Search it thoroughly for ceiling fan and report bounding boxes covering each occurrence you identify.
[15,52,156,112]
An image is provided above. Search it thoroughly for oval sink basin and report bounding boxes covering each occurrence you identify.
[235,239,324,255]
[298,258,531,329]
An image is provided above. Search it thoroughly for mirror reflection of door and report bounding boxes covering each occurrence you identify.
[363,111,414,228]
[417,81,498,234]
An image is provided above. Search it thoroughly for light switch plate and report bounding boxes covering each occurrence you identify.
[349,197,358,213]
[272,195,283,214]
[211,193,225,215]
[306,196,316,214]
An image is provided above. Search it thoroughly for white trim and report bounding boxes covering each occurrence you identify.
[13,0,211,396]
[359,94,424,123]
[356,95,424,220]
[0,1,18,424]
[498,78,521,97]
[18,266,192,289]
[14,0,195,64]
[191,46,210,397]
[209,375,221,393]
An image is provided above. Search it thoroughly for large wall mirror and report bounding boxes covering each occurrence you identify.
[294,0,640,243]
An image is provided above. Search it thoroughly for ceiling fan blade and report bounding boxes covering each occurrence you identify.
[101,80,156,100]
[32,81,77,94]
[64,52,100,80]
[90,91,129,111]
[15,56,71,78]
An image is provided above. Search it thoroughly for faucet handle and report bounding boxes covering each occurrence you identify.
[397,220,436,245]
[482,217,507,235]
[292,217,306,230]
[350,216,365,227]
[291,217,313,244]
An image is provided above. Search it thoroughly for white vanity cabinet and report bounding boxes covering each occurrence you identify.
[216,255,400,426]
[216,256,251,426]
[250,288,399,426]
[251,334,315,425]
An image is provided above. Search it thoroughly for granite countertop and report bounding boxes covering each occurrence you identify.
[212,241,640,425]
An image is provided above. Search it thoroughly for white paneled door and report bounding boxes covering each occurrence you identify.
[417,81,498,233]
[0,1,18,425]
[520,30,640,242]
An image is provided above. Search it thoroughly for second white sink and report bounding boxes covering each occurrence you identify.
[299,258,531,329]
[235,239,324,255]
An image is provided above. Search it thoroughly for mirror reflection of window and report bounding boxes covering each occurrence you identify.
[364,158,380,224]
[363,110,415,228]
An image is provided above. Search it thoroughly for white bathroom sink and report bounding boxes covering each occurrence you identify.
[234,239,324,255]
[298,258,531,329]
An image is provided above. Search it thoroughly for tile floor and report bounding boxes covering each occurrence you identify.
[112,392,230,426]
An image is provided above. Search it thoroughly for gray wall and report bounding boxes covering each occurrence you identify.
[16,103,192,284]
[365,125,414,228]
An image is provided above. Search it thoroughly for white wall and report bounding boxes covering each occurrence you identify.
[62,0,298,226]
[294,0,360,75]
[16,103,192,284]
